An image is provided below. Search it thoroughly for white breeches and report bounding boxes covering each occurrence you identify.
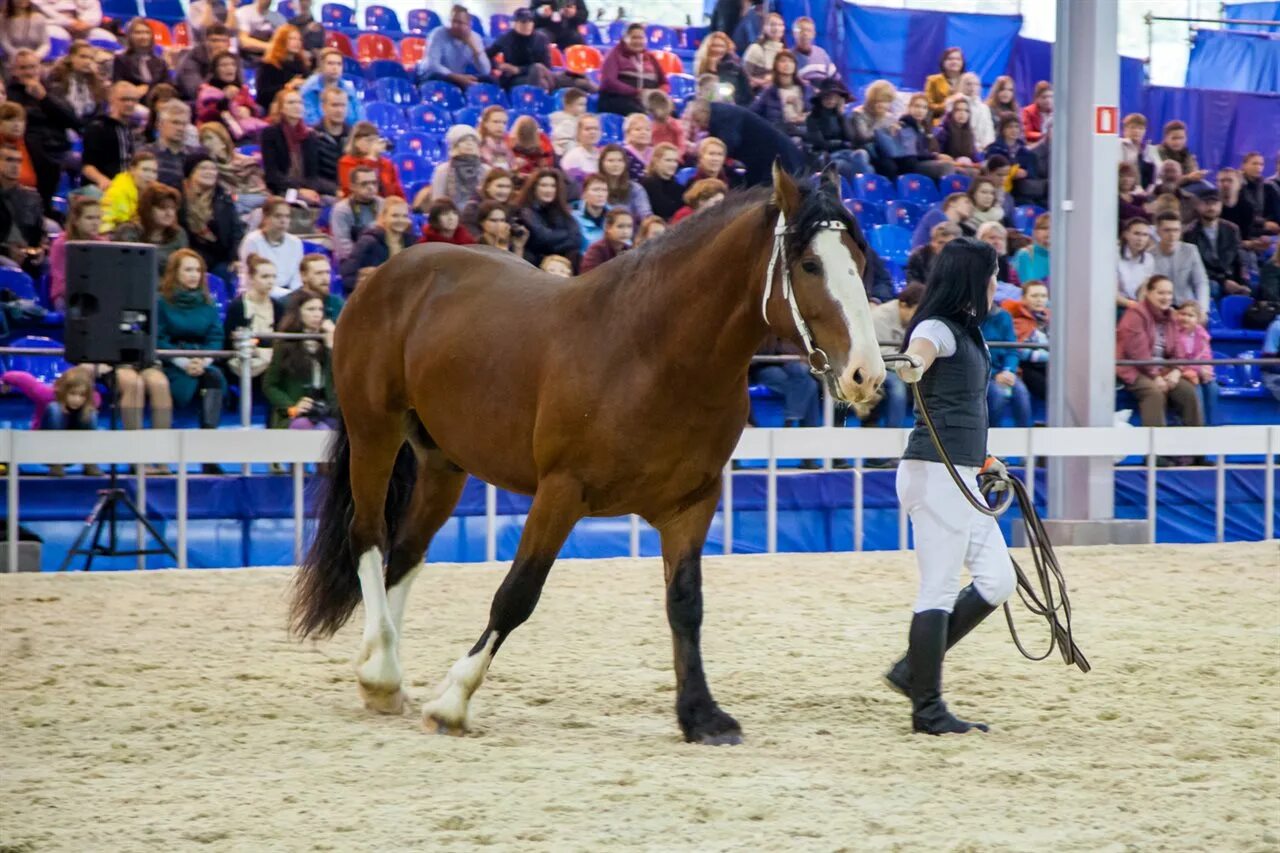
[896,459,1017,613]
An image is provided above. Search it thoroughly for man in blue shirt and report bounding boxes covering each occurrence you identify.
[417,4,491,89]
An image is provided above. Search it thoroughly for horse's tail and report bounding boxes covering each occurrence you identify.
[289,415,418,640]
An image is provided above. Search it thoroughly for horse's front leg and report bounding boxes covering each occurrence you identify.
[658,481,742,745]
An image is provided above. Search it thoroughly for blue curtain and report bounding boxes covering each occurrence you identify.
[1185,29,1280,93]
[1003,37,1145,117]
[1140,86,1280,170]
[1224,1,1280,32]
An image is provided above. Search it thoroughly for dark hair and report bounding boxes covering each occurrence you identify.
[904,236,998,342]
[274,290,329,382]
[1162,119,1186,135]
[997,113,1022,137]
[604,207,632,227]
[1033,80,1052,98]
[427,197,459,228]
[562,87,588,107]
[941,192,969,212]
[208,50,242,86]
[938,47,965,76]
[966,176,998,208]
[514,167,571,215]
[983,154,1010,172]
[206,23,231,38]
[1155,210,1182,227]
[897,281,925,308]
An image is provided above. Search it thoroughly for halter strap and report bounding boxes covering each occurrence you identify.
[761,214,848,377]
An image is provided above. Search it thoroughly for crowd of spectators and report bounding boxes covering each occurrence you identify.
[0,0,1277,469]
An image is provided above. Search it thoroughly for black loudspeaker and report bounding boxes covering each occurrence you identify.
[64,241,157,365]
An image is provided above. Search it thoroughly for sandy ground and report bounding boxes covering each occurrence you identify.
[1,542,1278,852]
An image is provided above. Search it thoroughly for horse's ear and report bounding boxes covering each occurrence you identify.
[820,163,842,198]
[771,159,800,219]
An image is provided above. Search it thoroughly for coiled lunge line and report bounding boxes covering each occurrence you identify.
[883,353,1090,674]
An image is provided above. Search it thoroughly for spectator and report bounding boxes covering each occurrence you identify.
[863,245,896,304]
[531,0,586,49]
[112,183,189,275]
[1153,120,1208,190]
[1151,210,1209,314]
[1239,151,1278,236]
[549,87,588,157]
[580,207,632,272]
[742,12,785,92]
[803,77,862,180]
[35,0,112,43]
[1120,112,1155,188]
[487,8,557,92]
[516,167,581,267]
[750,50,808,139]
[1020,81,1052,144]
[177,23,232,100]
[1219,167,1261,253]
[298,252,343,320]
[180,153,242,283]
[80,81,139,191]
[509,115,555,183]
[1012,213,1051,283]
[790,16,833,78]
[847,79,900,178]
[0,146,44,278]
[476,105,513,171]
[934,97,979,173]
[975,221,1021,299]
[262,290,337,429]
[731,1,767,57]
[460,167,513,236]
[985,75,1018,121]
[599,22,667,115]
[8,48,79,211]
[47,40,107,123]
[338,121,403,200]
[427,124,487,210]
[1267,153,1280,229]
[1184,190,1247,298]
[924,47,964,124]
[1148,158,1197,224]
[896,93,953,182]
[1261,236,1280,303]
[150,100,204,190]
[634,214,666,247]
[239,196,304,296]
[261,87,328,201]
[641,143,684,221]
[958,73,994,150]
[0,102,35,190]
[866,281,924,428]
[112,18,167,90]
[966,176,1005,230]
[1117,162,1149,224]
[693,31,750,108]
[751,334,822,442]
[979,155,1018,220]
[340,196,419,283]
[195,51,269,142]
[157,249,228,452]
[559,112,602,183]
[48,195,101,309]
[1262,314,1280,402]
[310,86,350,195]
[1002,280,1049,403]
[1117,216,1155,311]
[235,0,287,65]
[570,172,609,251]
[421,198,476,245]
[287,0,325,53]
[540,253,572,276]
[1172,301,1217,425]
[224,252,282,381]
[912,192,973,250]
[417,4,491,90]
[301,48,361,126]
[599,143,652,222]
[475,199,529,257]
[0,0,49,61]
[198,121,268,213]
[709,0,748,48]
[683,98,804,188]
[621,113,653,179]
[981,300,1032,427]
[39,367,98,443]
[187,0,236,42]
[642,90,683,156]
[255,26,310,113]
[671,177,727,223]
[100,149,157,233]
[1116,273,1203,433]
[906,221,961,285]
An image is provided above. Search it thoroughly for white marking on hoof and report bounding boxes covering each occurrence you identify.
[355,548,402,705]
[358,682,411,715]
[421,632,499,734]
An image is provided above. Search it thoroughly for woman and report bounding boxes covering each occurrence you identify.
[198,121,268,212]
[985,75,1019,121]
[849,79,902,179]
[934,97,979,173]
[180,153,243,283]
[262,290,337,429]
[100,149,157,233]
[671,177,727,223]
[112,18,167,91]
[634,215,666,247]
[598,143,652,222]
[49,196,103,310]
[255,25,310,113]
[1002,279,1050,401]
[476,105,513,171]
[923,47,965,123]
[984,112,1024,164]
[641,143,684,221]
[421,198,476,245]
[224,253,282,381]
[429,123,489,208]
[516,168,581,268]
[621,113,653,180]
[599,22,667,115]
[742,12,786,92]
[898,93,953,181]
[1115,274,1204,430]
[197,51,268,141]
[559,113,602,184]
[460,168,513,237]
[965,176,1005,230]
[1116,217,1154,310]
[337,120,404,199]
[112,184,190,276]
[475,199,529,257]
[1117,162,1149,224]
[238,196,304,294]
[884,236,1017,735]
[339,196,419,283]
[508,115,555,184]
[693,30,750,107]
[959,72,994,151]
[0,0,48,60]
[157,249,228,459]
[691,135,730,185]
[261,88,326,202]
[570,172,609,250]
[805,77,861,181]
[980,300,1032,427]
[750,50,809,140]
[47,41,107,122]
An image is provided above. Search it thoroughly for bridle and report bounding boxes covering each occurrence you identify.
[761,211,848,378]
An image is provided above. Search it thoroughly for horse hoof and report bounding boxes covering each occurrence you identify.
[423,714,468,736]
[696,730,744,746]
[358,682,410,715]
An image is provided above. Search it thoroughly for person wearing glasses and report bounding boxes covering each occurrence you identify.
[474,200,529,257]
[329,164,382,272]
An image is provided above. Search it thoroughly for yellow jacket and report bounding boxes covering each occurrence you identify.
[100,172,139,234]
[923,73,954,123]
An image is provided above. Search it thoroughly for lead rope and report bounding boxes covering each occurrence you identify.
[882,353,1090,674]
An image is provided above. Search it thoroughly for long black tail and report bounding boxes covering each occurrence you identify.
[289,416,419,639]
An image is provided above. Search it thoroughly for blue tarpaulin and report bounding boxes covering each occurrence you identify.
[1224,1,1280,32]
[1186,28,1280,93]
[1139,85,1280,170]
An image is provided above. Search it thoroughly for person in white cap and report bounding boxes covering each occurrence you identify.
[429,124,491,208]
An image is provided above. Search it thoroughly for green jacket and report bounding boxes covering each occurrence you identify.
[261,342,337,428]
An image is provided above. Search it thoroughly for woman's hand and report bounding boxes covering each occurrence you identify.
[893,353,926,384]
[295,397,314,414]
[1165,369,1181,388]
[994,369,1016,387]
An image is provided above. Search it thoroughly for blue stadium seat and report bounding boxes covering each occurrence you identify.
[364,102,407,132]
[470,15,485,39]
[407,103,451,132]
[143,0,183,21]
[867,224,912,265]
[1220,295,1254,330]
[1012,203,1046,233]
[552,88,598,111]
[667,72,697,101]
[206,273,231,319]
[490,13,512,39]
[396,132,433,157]
[101,0,139,19]
[607,20,628,42]
[854,173,895,203]
[843,198,881,233]
[465,82,508,109]
[6,336,70,384]
[454,105,483,127]
[508,107,551,133]
[646,24,675,50]
[884,199,922,229]
[405,180,430,205]
[406,8,441,34]
[509,85,551,114]
[0,268,39,301]
[394,155,429,186]
[365,59,409,81]
[322,2,355,29]
[302,240,331,259]
[48,36,70,60]
[939,173,971,195]
[236,144,260,158]
[675,166,697,186]
[278,0,297,16]
[896,173,940,205]
[419,80,465,111]
[578,21,602,45]
[373,77,417,105]
[342,56,363,78]
[364,4,401,32]
[598,112,624,144]
[886,260,908,291]
[89,34,120,51]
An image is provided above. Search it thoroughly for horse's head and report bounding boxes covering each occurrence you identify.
[763,162,886,409]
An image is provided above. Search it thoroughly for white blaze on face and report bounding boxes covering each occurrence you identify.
[811,229,886,400]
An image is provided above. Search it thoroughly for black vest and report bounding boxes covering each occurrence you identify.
[902,316,991,468]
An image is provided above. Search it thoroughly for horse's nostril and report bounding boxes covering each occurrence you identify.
[852,369,864,385]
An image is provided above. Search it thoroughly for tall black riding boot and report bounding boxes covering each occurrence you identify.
[885,584,998,696]
[199,387,226,475]
[907,609,989,735]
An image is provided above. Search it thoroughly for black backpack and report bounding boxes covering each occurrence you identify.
[1242,301,1279,330]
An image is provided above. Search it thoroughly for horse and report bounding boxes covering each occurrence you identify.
[290,163,886,744]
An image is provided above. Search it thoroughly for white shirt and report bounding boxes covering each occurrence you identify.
[910,318,957,358]
[238,230,304,298]
[966,95,995,151]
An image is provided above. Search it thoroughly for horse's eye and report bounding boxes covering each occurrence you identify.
[800,259,821,275]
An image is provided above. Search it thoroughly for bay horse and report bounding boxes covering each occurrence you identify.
[290,163,886,744]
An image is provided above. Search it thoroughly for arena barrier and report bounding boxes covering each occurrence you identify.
[2,425,1275,572]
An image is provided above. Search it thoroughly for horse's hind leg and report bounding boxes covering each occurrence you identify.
[658,481,742,745]
[421,474,585,735]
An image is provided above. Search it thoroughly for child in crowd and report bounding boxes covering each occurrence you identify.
[549,87,587,157]
[645,90,687,158]
[1173,301,1217,425]
[540,255,573,277]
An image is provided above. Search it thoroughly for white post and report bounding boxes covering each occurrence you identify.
[852,464,863,552]
[1146,434,1157,545]
[293,462,306,564]
[135,466,146,570]
[6,431,17,573]
[766,431,777,554]
[1215,455,1226,543]
[484,482,497,563]
[176,439,188,570]
[1265,427,1275,541]
[722,462,733,555]
[629,514,640,558]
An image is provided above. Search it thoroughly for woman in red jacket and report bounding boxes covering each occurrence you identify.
[1115,274,1203,429]
[337,121,405,199]
[598,23,667,116]
[421,198,477,245]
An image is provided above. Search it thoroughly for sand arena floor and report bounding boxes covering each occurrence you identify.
[1,542,1278,852]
